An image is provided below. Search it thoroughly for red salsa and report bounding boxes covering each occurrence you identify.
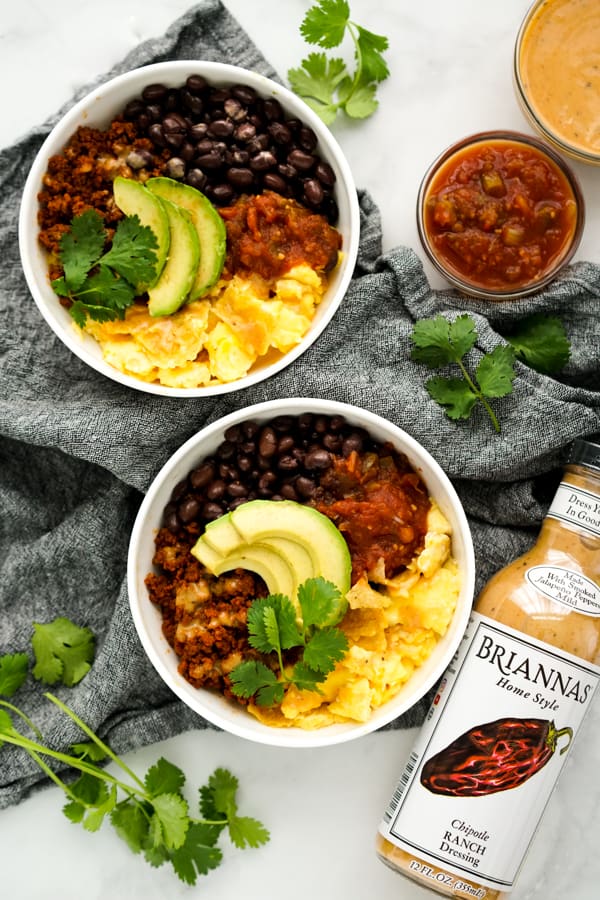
[423,138,579,292]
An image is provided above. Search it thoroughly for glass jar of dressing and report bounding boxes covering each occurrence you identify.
[376,437,600,899]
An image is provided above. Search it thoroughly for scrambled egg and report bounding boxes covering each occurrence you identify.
[83,265,325,388]
[248,502,461,730]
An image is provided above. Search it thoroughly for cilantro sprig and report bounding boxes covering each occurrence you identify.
[288,1,389,124]
[411,313,571,433]
[0,625,269,885]
[52,208,158,327]
[0,696,268,885]
[230,577,349,705]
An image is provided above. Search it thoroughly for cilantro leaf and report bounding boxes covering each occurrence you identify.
[298,577,347,628]
[70,740,108,762]
[301,0,350,47]
[356,26,390,82]
[247,595,302,652]
[0,652,29,697]
[206,767,239,817]
[476,345,516,398]
[411,314,476,367]
[170,823,223,884]
[504,313,571,375]
[256,681,286,706]
[145,757,186,798]
[110,801,150,854]
[344,82,379,119]
[289,2,389,123]
[0,708,16,744]
[303,628,348,673]
[228,816,270,849]
[59,209,106,292]
[75,266,136,313]
[426,376,479,421]
[100,214,158,290]
[151,793,189,850]
[31,617,95,686]
[291,661,324,693]
[229,659,280,700]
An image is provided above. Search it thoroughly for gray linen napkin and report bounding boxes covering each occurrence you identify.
[1,0,599,808]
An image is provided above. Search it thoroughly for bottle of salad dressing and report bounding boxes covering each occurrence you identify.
[376,437,600,898]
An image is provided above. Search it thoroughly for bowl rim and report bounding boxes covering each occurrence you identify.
[513,0,600,167]
[18,60,360,398]
[416,128,585,301]
[126,397,476,748]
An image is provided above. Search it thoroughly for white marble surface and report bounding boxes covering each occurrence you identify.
[1,2,599,898]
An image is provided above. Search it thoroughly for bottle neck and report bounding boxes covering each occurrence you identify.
[537,465,600,564]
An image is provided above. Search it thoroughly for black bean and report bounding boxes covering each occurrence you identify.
[278,435,295,454]
[182,90,204,116]
[237,456,253,473]
[287,149,315,171]
[232,84,257,104]
[304,448,331,470]
[323,433,342,452]
[186,169,208,190]
[145,104,163,122]
[280,483,298,500]
[186,74,208,94]
[295,476,316,498]
[227,481,248,498]
[124,99,146,119]
[298,413,314,432]
[249,150,277,172]
[226,149,250,166]
[263,173,288,193]
[206,480,227,501]
[219,463,238,481]
[172,479,188,500]
[246,134,270,153]
[210,183,236,204]
[242,421,260,439]
[278,163,297,180]
[235,122,256,142]
[315,161,336,187]
[216,440,236,461]
[202,501,224,521]
[148,123,166,147]
[224,97,246,120]
[180,141,197,162]
[190,461,216,489]
[258,426,278,458]
[268,122,292,145]
[164,509,181,532]
[263,98,283,120]
[166,158,186,179]
[178,497,201,523]
[126,149,153,170]
[272,415,295,432]
[208,119,235,139]
[164,90,180,113]
[227,167,254,188]
[195,138,215,154]
[342,433,365,456]
[303,178,324,207]
[209,88,230,105]
[330,415,346,432]
[314,415,328,433]
[189,122,208,141]
[224,424,243,442]
[240,440,257,454]
[298,126,318,151]
[195,151,223,170]
[278,455,299,473]
[142,83,168,103]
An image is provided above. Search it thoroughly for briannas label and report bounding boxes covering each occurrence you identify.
[379,612,600,892]
[525,565,600,617]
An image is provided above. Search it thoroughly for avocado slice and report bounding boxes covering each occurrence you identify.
[147,199,200,317]
[146,177,226,300]
[203,499,351,595]
[201,512,242,556]
[211,544,296,601]
[112,176,170,289]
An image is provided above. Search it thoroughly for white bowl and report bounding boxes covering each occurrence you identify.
[127,399,475,748]
[19,61,360,397]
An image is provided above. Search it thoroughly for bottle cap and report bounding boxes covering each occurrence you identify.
[567,435,600,472]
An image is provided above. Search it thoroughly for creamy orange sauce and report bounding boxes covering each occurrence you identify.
[518,0,600,157]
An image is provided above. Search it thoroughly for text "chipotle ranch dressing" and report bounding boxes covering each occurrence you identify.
[376,436,600,898]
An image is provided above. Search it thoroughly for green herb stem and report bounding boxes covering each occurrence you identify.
[456,358,501,433]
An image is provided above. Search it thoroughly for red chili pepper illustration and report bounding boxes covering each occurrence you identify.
[421,717,573,797]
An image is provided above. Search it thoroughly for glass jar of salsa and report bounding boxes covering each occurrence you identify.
[417,131,584,299]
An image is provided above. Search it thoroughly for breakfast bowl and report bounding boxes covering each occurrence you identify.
[127,398,475,748]
[417,130,584,300]
[18,61,360,397]
[514,0,600,167]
